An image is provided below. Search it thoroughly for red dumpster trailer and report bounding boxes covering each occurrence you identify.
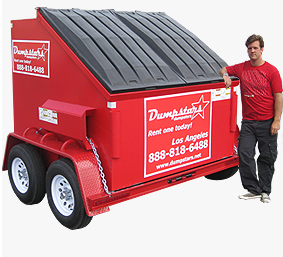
[3,8,239,229]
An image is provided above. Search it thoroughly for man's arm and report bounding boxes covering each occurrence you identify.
[271,92,283,135]
[219,67,232,89]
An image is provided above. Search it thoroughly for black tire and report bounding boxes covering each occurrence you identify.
[205,166,239,180]
[46,158,92,230]
[8,143,46,205]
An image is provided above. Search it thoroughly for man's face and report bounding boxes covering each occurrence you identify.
[247,41,263,61]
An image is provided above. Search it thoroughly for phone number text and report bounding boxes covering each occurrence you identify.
[148,139,209,163]
[16,64,45,74]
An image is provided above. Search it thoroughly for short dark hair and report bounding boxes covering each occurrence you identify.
[245,34,264,48]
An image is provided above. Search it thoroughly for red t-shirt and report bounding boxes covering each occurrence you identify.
[226,61,282,121]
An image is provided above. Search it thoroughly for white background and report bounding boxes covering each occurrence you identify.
[1,1,282,256]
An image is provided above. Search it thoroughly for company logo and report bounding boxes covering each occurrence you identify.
[148,95,210,122]
[13,44,49,61]
[12,40,50,78]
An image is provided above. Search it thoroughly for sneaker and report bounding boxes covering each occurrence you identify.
[238,192,261,200]
[261,193,271,203]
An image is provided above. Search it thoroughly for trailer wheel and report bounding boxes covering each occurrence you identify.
[8,143,46,205]
[205,166,238,180]
[46,158,92,230]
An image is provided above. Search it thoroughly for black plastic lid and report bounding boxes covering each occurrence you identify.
[39,8,228,94]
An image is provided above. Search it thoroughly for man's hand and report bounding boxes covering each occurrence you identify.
[223,75,232,89]
[270,120,280,135]
[271,93,283,135]
[220,67,231,88]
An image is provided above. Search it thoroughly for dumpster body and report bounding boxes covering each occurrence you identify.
[3,8,239,229]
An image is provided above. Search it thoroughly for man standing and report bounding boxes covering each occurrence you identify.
[220,34,282,203]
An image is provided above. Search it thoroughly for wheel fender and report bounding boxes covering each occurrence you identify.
[2,134,24,171]
[60,145,110,217]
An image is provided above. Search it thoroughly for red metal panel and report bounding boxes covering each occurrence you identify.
[104,82,239,191]
[110,110,121,158]
[230,87,238,132]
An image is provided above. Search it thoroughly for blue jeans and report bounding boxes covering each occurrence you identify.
[238,118,278,195]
